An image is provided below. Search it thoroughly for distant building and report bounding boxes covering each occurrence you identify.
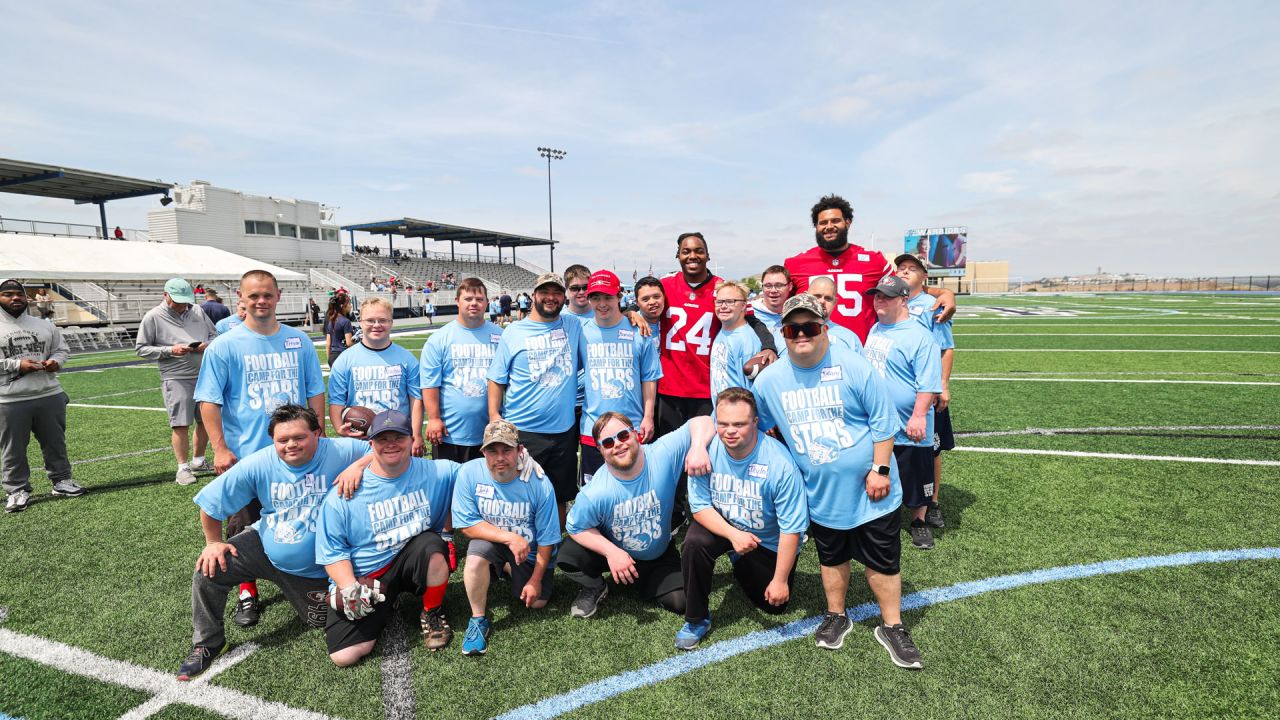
[147,181,341,263]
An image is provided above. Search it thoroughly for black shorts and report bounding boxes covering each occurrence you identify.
[325,531,446,653]
[894,445,936,509]
[434,441,482,464]
[656,394,712,438]
[520,428,579,504]
[934,406,955,454]
[810,512,901,575]
[580,441,604,487]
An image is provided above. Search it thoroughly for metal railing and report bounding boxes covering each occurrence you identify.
[0,217,151,242]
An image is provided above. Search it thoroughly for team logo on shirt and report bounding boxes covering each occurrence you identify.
[611,489,663,553]
[449,343,496,398]
[778,385,854,466]
[710,473,765,531]
[588,342,636,399]
[525,332,573,389]
[243,352,302,413]
[368,489,432,553]
[265,473,329,544]
[478,496,534,543]
[351,364,404,412]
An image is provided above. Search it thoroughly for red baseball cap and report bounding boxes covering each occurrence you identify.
[587,270,621,296]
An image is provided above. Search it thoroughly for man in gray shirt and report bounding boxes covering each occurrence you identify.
[136,278,218,485]
[0,278,85,513]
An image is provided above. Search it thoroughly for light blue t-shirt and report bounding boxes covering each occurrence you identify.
[566,422,693,561]
[195,437,369,578]
[215,315,243,334]
[688,433,808,553]
[194,324,326,459]
[907,291,935,333]
[564,307,593,326]
[580,318,663,438]
[451,458,561,549]
[314,458,460,576]
[753,347,902,530]
[647,320,662,351]
[932,310,955,351]
[489,299,501,317]
[863,319,942,447]
[565,307,593,405]
[750,300,785,354]
[420,320,503,446]
[487,316,584,434]
[327,342,421,418]
[710,323,763,399]
[828,322,863,353]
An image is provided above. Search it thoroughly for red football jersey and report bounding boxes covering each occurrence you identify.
[658,273,723,398]
[785,244,892,341]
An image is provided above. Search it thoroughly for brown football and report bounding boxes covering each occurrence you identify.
[342,406,376,433]
[743,351,773,381]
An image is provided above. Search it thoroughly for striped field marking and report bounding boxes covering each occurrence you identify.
[954,333,1280,337]
[68,403,167,412]
[955,424,1280,439]
[959,348,1280,354]
[953,446,1280,466]
[379,613,416,720]
[952,376,1280,386]
[496,548,1280,720]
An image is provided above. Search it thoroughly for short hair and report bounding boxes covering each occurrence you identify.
[360,296,392,315]
[634,276,664,295]
[240,269,279,289]
[676,232,707,250]
[715,387,758,417]
[457,277,488,298]
[268,404,321,436]
[591,411,634,442]
[810,194,854,226]
[563,264,591,283]
[761,265,791,283]
[204,289,219,299]
[714,280,750,299]
[808,275,836,291]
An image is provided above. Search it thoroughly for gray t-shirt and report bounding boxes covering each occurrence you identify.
[135,303,217,379]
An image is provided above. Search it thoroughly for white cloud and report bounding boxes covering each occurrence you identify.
[958,170,1023,195]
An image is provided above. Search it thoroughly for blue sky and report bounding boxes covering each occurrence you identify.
[3,0,1277,281]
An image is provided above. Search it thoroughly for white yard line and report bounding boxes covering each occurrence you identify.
[76,387,161,401]
[955,424,1280,438]
[68,403,168,412]
[953,446,1280,466]
[959,349,1280,354]
[952,377,1280,386]
[954,333,1279,337]
[379,613,416,720]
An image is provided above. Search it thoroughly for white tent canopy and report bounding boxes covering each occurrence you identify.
[0,235,304,282]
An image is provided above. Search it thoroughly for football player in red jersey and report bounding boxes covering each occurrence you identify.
[785,194,955,342]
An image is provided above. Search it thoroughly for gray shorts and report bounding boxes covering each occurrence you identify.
[466,538,555,602]
[162,377,200,428]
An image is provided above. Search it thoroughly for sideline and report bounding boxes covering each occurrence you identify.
[495,548,1280,720]
[953,446,1280,466]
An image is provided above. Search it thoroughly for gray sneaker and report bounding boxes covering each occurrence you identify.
[51,480,86,497]
[909,521,934,550]
[814,611,853,650]
[175,467,198,486]
[925,505,945,528]
[5,489,31,513]
[570,583,609,619]
[874,623,924,669]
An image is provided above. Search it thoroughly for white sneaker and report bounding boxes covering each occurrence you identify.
[175,467,198,486]
[190,457,209,472]
[5,490,31,513]
[51,480,86,497]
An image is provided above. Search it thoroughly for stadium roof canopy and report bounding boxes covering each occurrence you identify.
[0,235,304,282]
[340,217,554,249]
[0,158,172,204]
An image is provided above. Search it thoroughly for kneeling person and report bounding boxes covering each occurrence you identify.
[315,410,461,665]
[678,388,808,650]
[181,405,370,680]
[453,420,561,655]
[560,412,714,619]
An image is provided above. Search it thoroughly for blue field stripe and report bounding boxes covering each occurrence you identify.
[497,547,1280,720]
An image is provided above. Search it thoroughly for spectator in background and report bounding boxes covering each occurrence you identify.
[308,298,321,331]
[215,300,247,334]
[325,294,355,367]
[113,225,124,240]
[33,288,54,320]
[500,290,513,323]
[200,289,232,324]
[424,298,435,325]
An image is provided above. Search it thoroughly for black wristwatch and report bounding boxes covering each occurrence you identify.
[871,464,890,476]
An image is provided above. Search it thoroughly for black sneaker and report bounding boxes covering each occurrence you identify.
[233,594,260,627]
[925,505,945,529]
[814,611,852,650]
[910,521,934,550]
[177,644,223,680]
[874,623,924,669]
[570,583,609,619]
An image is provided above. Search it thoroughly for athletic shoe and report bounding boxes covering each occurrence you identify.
[51,480,86,497]
[233,592,260,627]
[190,457,210,472]
[175,467,198,486]
[814,611,853,650]
[461,616,491,656]
[874,623,924,669]
[909,521,934,550]
[925,505,945,529]
[5,490,31,514]
[421,607,453,651]
[674,616,712,651]
[177,643,223,681]
[570,584,608,619]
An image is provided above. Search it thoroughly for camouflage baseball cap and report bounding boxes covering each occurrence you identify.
[867,275,910,298]
[534,272,565,291]
[781,293,827,322]
[481,419,520,450]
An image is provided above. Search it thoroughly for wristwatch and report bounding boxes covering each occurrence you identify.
[871,464,890,476]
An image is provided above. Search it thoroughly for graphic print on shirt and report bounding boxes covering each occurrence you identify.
[0,331,47,386]
[526,330,573,389]
[862,334,892,376]
[611,489,662,553]
[368,490,431,552]
[709,472,765,531]
[778,384,853,466]
[450,343,496,398]
[349,364,403,412]
[709,341,731,397]
[243,351,301,413]
[587,342,636,400]
[266,473,330,544]
[477,491,534,542]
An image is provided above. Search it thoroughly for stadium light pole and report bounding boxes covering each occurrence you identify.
[537,146,566,271]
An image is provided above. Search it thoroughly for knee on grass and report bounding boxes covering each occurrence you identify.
[329,640,375,667]
[657,589,686,616]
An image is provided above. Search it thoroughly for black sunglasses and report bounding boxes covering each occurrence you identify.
[781,321,825,340]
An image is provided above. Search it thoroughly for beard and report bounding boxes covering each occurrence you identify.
[537,299,563,318]
[815,226,849,252]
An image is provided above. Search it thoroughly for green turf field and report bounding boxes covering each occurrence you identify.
[2,294,1278,720]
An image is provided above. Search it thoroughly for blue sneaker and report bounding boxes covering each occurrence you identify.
[674,616,712,651]
[461,616,491,656]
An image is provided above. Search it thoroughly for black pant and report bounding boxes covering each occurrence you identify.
[655,394,713,530]
[681,521,793,623]
[520,428,579,504]
[324,531,445,652]
[557,536,686,615]
[579,441,604,487]
[433,441,482,464]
